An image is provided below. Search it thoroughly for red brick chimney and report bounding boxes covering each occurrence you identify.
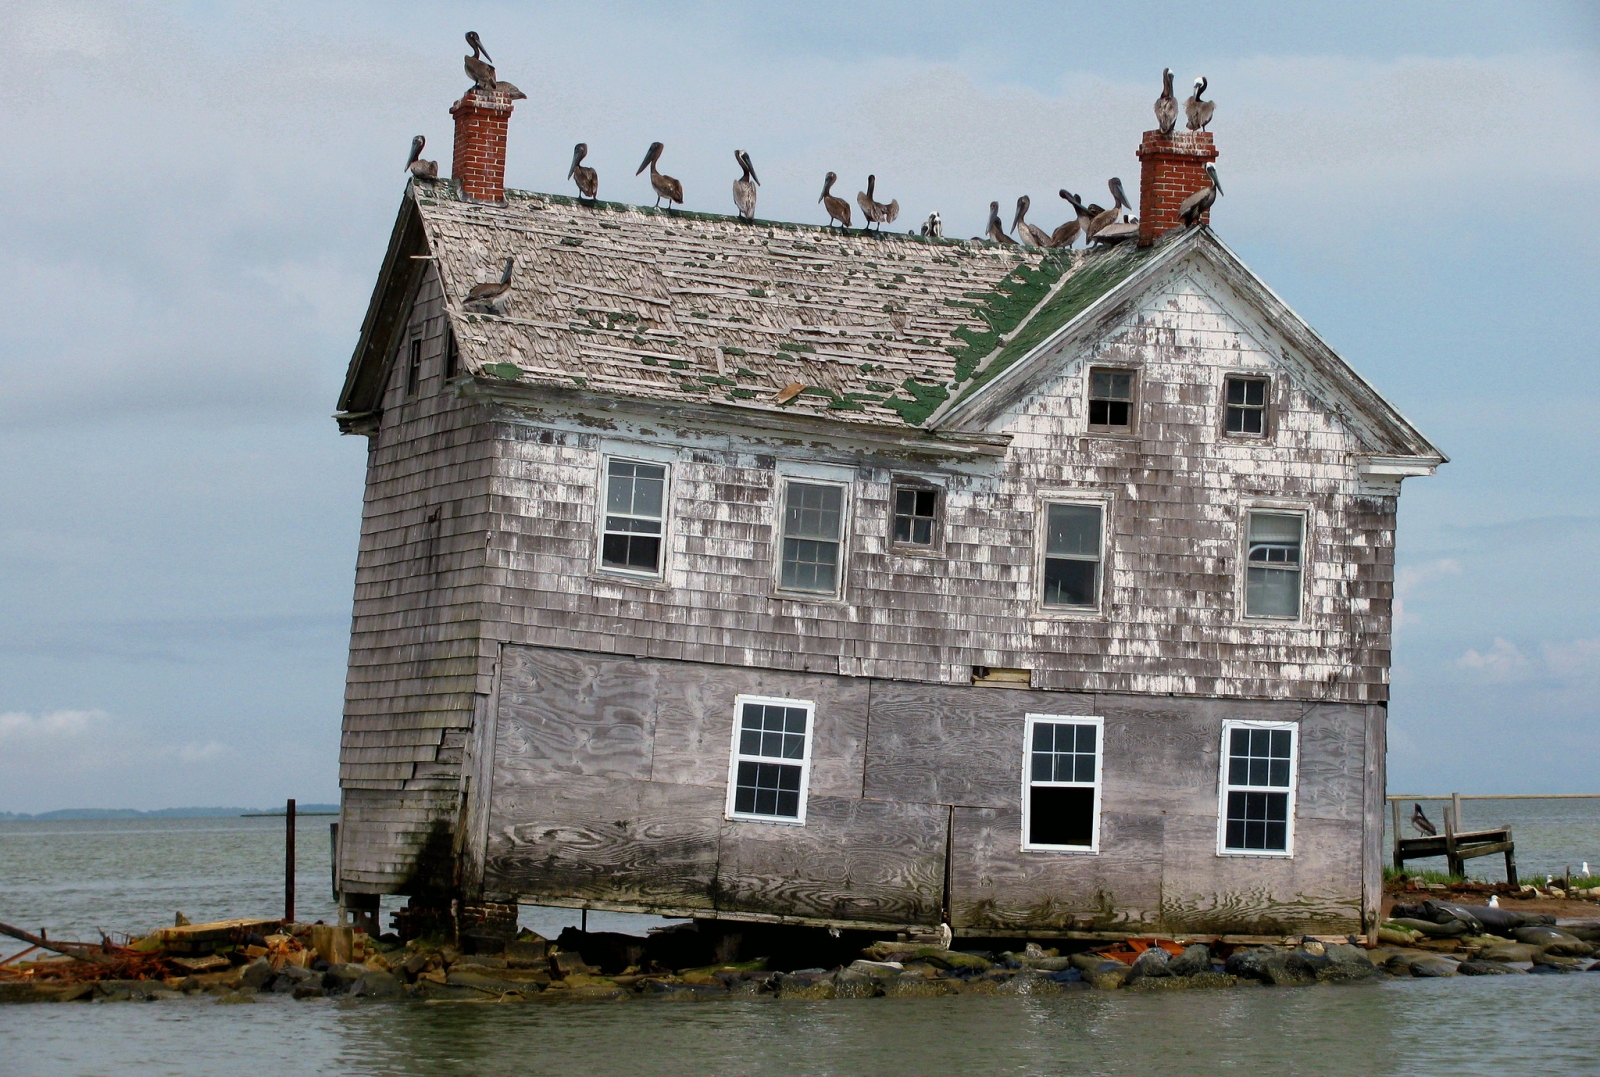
[1136,130,1218,247]
[450,88,516,202]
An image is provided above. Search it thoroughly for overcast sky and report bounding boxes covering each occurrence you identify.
[1,1,1596,811]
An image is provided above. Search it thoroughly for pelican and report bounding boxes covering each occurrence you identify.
[405,135,438,181]
[1185,77,1215,131]
[1154,68,1178,136]
[464,257,515,315]
[856,175,899,233]
[819,172,852,230]
[636,142,683,211]
[1050,189,1089,248]
[464,32,525,99]
[985,201,1017,245]
[920,212,943,238]
[1410,803,1437,837]
[1011,196,1051,247]
[1086,178,1132,243]
[732,150,759,221]
[1178,164,1222,226]
[567,143,598,200]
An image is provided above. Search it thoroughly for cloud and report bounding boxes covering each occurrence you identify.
[0,708,234,783]
[0,709,102,740]
[1456,635,1600,685]
[1393,557,1462,630]
[1456,637,1530,681]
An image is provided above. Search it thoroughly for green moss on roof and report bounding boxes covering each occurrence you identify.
[883,378,950,424]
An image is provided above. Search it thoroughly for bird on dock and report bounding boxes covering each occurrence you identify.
[1185,76,1215,131]
[1086,178,1132,243]
[1178,164,1222,226]
[405,135,438,181]
[1154,68,1178,136]
[1411,803,1438,837]
[920,212,943,238]
[985,201,1017,245]
[464,32,526,99]
[567,143,598,201]
[819,172,852,230]
[1011,196,1052,248]
[856,175,899,233]
[732,150,760,221]
[636,142,683,211]
[1050,190,1091,248]
[464,257,515,315]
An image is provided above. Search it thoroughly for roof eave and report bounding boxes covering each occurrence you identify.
[336,185,431,420]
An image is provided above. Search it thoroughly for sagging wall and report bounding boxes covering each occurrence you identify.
[479,645,1377,936]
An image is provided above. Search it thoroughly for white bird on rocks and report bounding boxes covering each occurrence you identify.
[1488,894,1500,908]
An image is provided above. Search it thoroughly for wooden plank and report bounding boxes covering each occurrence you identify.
[493,646,656,782]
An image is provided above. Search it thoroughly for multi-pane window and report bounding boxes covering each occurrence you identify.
[405,338,423,396]
[1244,511,1303,619]
[599,459,666,575]
[780,481,845,594]
[1225,376,1268,435]
[1023,716,1103,850]
[892,485,938,546]
[1220,722,1297,854]
[726,696,813,824]
[1087,368,1135,432]
[1042,503,1103,609]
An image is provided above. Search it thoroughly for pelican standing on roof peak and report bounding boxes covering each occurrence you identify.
[1012,196,1051,248]
[819,172,852,230]
[986,201,1017,245]
[463,31,526,99]
[732,150,760,222]
[1185,77,1215,131]
[1086,178,1132,243]
[637,142,683,212]
[1155,68,1178,136]
[1050,189,1088,248]
[1178,164,1222,226]
[857,175,899,233]
[568,143,598,201]
[405,135,438,181]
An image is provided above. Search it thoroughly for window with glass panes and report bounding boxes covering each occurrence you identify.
[600,459,667,574]
[1244,511,1303,618]
[1088,368,1135,432]
[1224,376,1268,435]
[1023,716,1102,849]
[726,697,813,823]
[1220,723,1297,853]
[892,484,938,546]
[1042,502,1103,609]
[780,481,845,594]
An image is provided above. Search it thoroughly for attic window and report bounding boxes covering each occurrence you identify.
[1087,368,1135,433]
[891,482,939,547]
[444,326,459,380]
[405,338,423,397]
[1225,376,1269,436]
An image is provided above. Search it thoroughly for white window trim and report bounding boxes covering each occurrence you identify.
[594,454,672,581]
[1034,491,1112,618]
[1215,719,1299,859]
[724,694,815,826]
[1021,714,1104,854]
[772,473,853,601]
[1237,502,1311,625]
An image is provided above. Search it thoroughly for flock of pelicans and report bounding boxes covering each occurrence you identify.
[404,36,1224,252]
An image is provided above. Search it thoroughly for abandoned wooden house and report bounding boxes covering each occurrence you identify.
[331,83,1444,942]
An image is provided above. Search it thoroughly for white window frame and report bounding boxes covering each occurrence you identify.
[1021,714,1104,853]
[773,468,853,600]
[1215,719,1299,858]
[595,454,671,580]
[1035,494,1111,616]
[1238,504,1309,623]
[1085,365,1139,435]
[724,694,815,826]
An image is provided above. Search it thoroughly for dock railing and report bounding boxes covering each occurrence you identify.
[1386,793,1600,882]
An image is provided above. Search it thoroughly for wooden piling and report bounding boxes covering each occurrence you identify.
[285,798,296,923]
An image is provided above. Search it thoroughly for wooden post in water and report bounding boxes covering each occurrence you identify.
[1391,799,1403,871]
[285,798,296,924]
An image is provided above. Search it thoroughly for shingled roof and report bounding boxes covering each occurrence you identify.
[339,182,1156,431]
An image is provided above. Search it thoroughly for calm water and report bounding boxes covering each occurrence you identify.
[1380,797,1600,880]
[2,812,1597,1077]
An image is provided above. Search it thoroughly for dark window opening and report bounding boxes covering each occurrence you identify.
[444,327,460,380]
[892,486,939,545]
[405,338,422,396]
[1029,786,1096,847]
[1225,376,1268,435]
[1225,791,1289,851]
[1088,368,1135,431]
[1026,719,1099,848]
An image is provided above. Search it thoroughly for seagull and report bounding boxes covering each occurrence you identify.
[405,136,438,181]
[819,172,852,230]
[985,201,1017,245]
[464,257,515,315]
[919,212,943,238]
[464,32,525,99]
[732,149,759,221]
[636,142,683,211]
[567,143,598,200]
[1410,803,1437,837]
[1185,76,1215,132]
[1488,895,1500,908]
[1583,863,1592,877]
[1011,196,1052,247]
[1154,68,1178,136]
[1177,164,1222,226]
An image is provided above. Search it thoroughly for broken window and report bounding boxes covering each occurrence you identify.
[780,481,845,595]
[1023,715,1102,850]
[1042,502,1103,609]
[1244,511,1303,619]
[1087,368,1135,432]
[405,337,423,396]
[1220,722,1297,854]
[443,326,459,380]
[891,484,939,547]
[726,696,813,824]
[1225,376,1268,435]
[599,458,667,576]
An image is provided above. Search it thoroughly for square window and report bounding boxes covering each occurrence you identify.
[1225,376,1268,435]
[780,481,846,595]
[1244,511,1303,619]
[599,459,667,575]
[1219,721,1297,854]
[727,697,813,824]
[1088,368,1135,432]
[892,485,939,546]
[1042,503,1103,609]
[1023,716,1103,850]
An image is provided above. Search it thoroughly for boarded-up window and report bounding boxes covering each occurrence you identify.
[1023,715,1102,850]
[1245,511,1303,619]
[892,484,938,546]
[1087,368,1135,432]
[1225,376,1268,435]
[726,696,813,824]
[600,459,666,575]
[1043,503,1103,609]
[780,481,845,594]
[1219,722,1297,855]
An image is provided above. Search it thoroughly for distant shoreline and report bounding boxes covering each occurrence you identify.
[0,806,339,821]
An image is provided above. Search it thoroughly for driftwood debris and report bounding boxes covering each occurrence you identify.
[0,921,115,966]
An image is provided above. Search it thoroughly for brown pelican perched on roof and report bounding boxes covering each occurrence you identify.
[464,32,526,99]
[1086,178,1132,243]
[1011,196,1051,247]
[636,142,683,212]
[819,172,852,230]
[464,257,515,315]
[732,150,760,221]
[1154,68,1178,136]
[1178,164,1222,225]
[985,201,1017,245]
[1050,189,1090,248]
[856,175,899,233]
[1185,77,1215,131]
[567,143,598,201]
[405,136,438,181]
